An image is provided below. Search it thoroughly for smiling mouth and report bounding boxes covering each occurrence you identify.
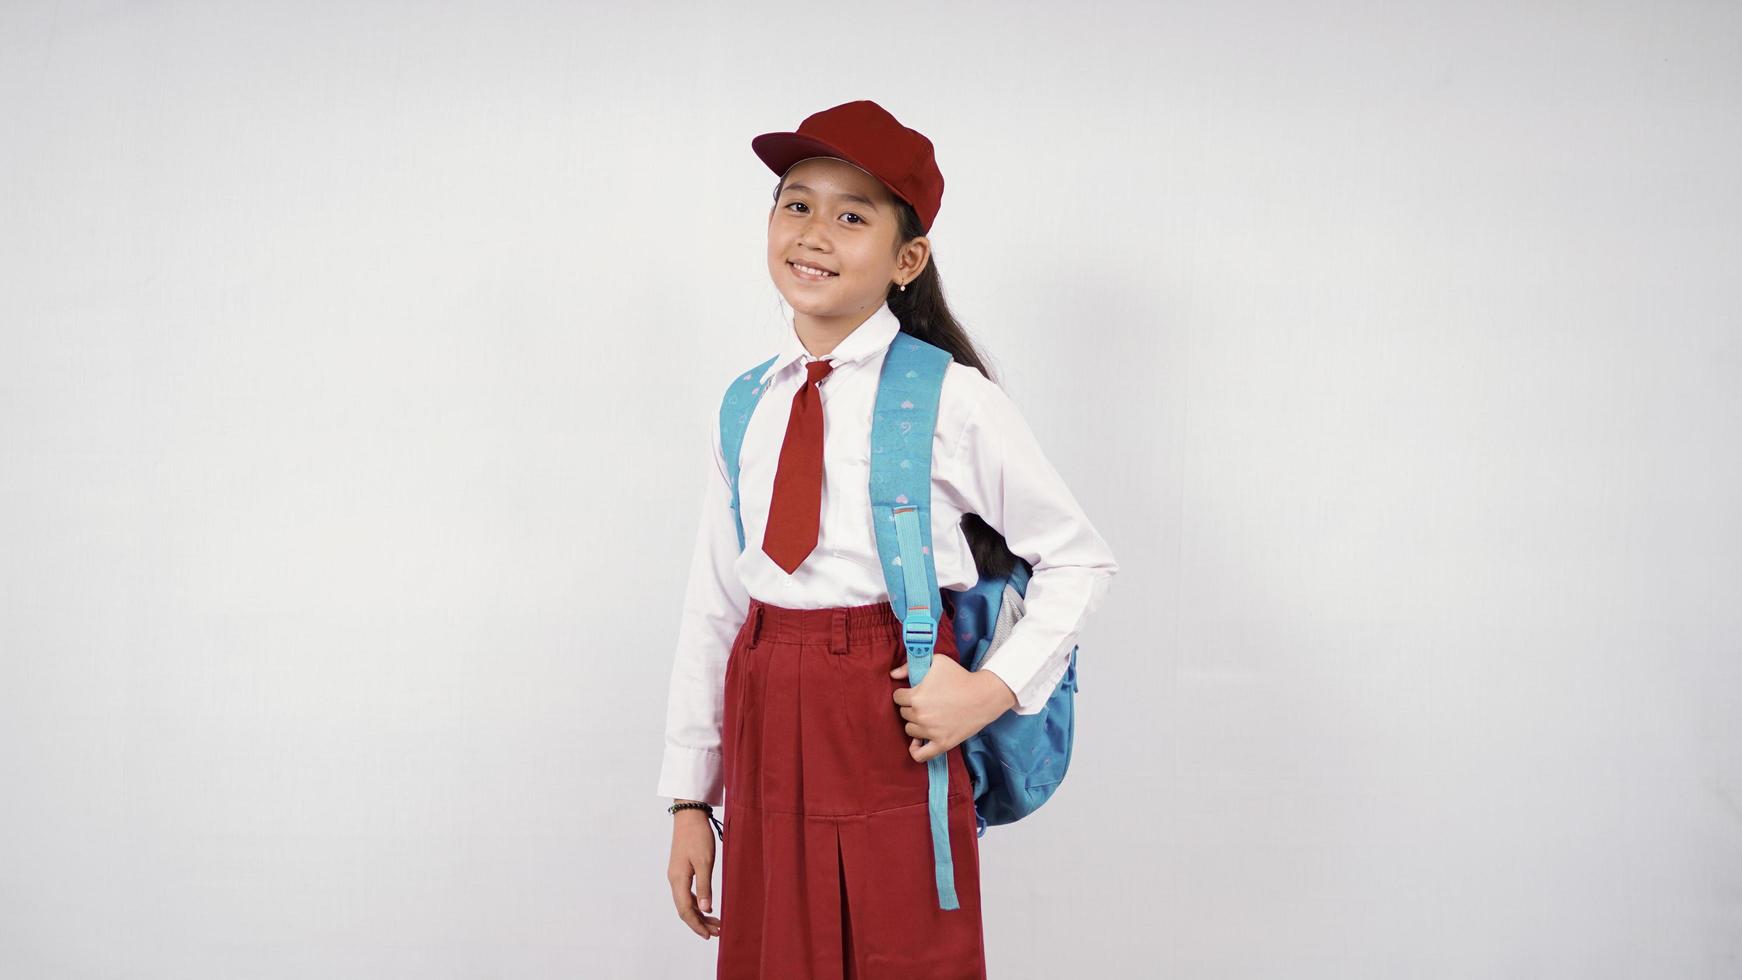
[788,260,838,282]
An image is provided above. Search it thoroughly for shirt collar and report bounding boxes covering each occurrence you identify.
[758,301,902,387]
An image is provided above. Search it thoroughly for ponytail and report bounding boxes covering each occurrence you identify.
[883,203,1028,583]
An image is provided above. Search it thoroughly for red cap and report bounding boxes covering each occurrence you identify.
[751,100,944,234]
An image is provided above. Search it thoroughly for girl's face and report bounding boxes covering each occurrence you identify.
[766,156,925,326]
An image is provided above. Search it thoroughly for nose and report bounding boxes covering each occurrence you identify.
[795,210,833,248]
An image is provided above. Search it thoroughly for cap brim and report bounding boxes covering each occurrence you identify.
[751,132,872,180]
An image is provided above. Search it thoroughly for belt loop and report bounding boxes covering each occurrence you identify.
[750,604,764,648]
[830,609,848,656]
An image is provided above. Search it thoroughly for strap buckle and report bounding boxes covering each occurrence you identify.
[903,611,937,656]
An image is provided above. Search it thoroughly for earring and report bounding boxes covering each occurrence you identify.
[898,281,907,292]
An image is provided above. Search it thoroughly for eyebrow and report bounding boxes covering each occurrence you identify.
[781,183,881,210]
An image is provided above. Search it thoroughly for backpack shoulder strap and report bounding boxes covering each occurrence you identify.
[869,333,952,647]
[719,356,779,552]
[867,331,962,911]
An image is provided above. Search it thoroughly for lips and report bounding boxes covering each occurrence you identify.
[788,260,837,282]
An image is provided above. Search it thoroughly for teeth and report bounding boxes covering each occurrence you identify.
[791,262,835,277]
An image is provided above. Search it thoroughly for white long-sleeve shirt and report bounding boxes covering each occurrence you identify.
[657,300,1119,806]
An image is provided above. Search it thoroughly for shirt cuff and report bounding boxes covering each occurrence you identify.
[656,743,724,807]
[977,633,1071,715]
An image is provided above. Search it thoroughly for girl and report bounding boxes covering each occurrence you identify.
[658,99,1119,980]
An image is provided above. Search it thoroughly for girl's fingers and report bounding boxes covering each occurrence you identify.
[670,868,708,938]
[668,856,723,940]
[686,899,723,939]
[686,901,723,939]
[697,869,713,914]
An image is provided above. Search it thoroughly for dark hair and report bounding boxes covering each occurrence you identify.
[772,176,1029,583]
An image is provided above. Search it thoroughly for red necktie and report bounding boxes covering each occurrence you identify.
[762,358,835,574]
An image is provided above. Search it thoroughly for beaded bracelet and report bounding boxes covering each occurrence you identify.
[668,801,725,841]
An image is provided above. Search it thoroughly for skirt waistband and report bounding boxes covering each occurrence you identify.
[745,597,915,646]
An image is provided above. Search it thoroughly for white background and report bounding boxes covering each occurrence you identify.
[3,1,1738,977]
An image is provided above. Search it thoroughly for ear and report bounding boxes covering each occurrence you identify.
[897,236,931,284]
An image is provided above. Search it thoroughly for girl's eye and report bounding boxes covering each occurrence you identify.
[785,202,864,225]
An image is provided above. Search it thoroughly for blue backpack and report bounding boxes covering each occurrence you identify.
[718,332,1080,911]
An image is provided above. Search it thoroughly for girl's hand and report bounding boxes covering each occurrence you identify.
[890,654,1018,762]
[666,810,723,940]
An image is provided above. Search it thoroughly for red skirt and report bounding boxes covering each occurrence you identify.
[717,597,987,980]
